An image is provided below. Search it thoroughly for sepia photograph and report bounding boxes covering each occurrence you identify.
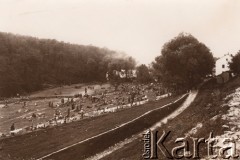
[0,0,240,159]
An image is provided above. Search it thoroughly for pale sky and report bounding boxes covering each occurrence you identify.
[0,0,240,64]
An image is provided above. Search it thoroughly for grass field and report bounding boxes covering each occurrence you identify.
[0,95,181,160]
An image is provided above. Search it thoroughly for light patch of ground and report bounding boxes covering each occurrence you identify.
[210,87,240,158]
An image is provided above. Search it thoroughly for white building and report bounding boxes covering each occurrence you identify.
[215,54,232,76]
[110,69,137,79]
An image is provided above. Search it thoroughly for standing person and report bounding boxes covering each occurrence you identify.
[130,91,136,106]
[122,97,125,106]
[31,119,34,131]
[76,105,80,112]
[79,101,83,110]
[32,113,37,119]
[67,108,70,117]
[5,100,8,107]
[71,103,75,110]
[137,86,141,95]
[10,123,15,136]
[85,88,87,95]
[48,101,51,107]
[64,116,67,124]
[128,96,131,104]
[10,123,15,131]
[22,101,26,108]
[80,109,84,119]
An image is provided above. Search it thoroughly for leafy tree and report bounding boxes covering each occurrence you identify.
[230,51,240,74]
[136,64,152,83]
[152,33,215,90]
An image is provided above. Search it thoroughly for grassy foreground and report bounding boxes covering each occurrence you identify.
[0,95,181,160]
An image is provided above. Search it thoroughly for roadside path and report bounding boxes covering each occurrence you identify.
[87,90,198,160]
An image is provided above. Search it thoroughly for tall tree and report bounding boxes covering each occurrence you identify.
[136,64,152,83]
[152,33,215,90]
[229,51,240,74]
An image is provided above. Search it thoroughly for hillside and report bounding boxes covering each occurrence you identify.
[101,76,240,159]
[0,32,135,97]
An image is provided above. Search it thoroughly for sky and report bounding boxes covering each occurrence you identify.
[0,0,240,64]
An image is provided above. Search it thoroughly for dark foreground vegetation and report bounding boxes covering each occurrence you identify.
[0,32,135,97]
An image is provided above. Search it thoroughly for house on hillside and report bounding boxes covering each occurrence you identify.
[215,54,233,83]
[215,54,232,76]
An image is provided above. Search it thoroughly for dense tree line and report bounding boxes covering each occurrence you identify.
[0,32,135,97]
